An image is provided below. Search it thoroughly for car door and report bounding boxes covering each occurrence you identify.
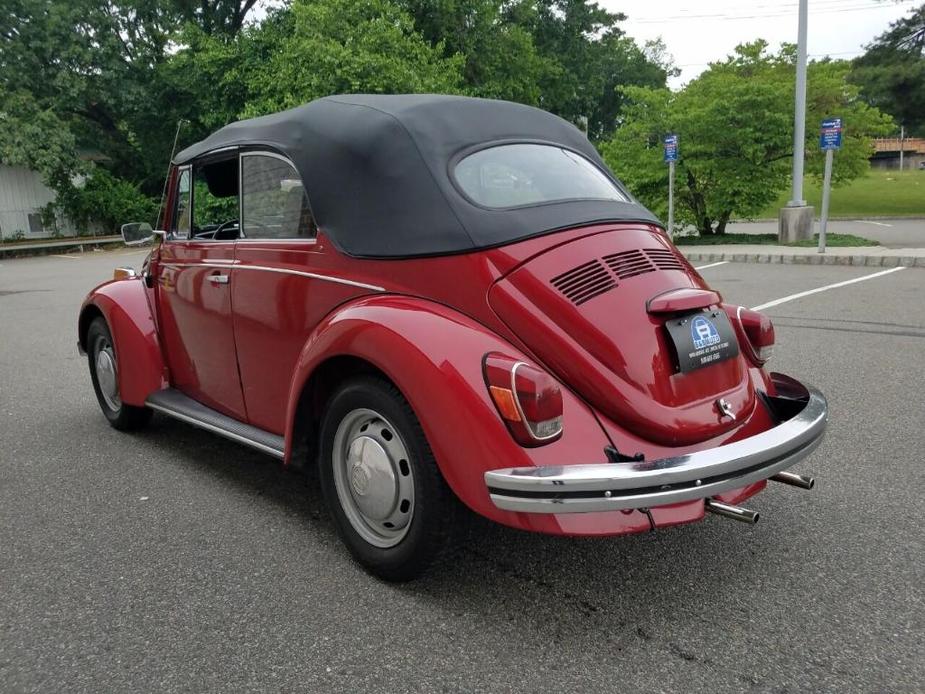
[156,158,248,420]
[231,151,327,434]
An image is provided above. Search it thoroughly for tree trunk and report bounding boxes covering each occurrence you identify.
[685,169,713,235]
[715,210,731,235]
[700,215,714,235]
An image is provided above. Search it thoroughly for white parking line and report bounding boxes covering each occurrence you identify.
[51,254,81,260]
[751,267,906,311]
[856,220,893,227]
[694,261,729,270]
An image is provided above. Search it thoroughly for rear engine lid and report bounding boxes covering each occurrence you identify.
[488,227,755,446]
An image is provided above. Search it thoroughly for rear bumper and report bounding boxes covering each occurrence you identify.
[485,380,827,514]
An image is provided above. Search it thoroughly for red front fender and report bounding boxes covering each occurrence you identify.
[283,295,617,529]
[78,278,166,406]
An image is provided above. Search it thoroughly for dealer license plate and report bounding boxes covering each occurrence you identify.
[665,310,739,373]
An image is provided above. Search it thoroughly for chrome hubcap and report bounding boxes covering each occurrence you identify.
[332,408,415,548]
[94,337,121,410]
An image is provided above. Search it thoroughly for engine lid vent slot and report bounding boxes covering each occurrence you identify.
[644,248,686,271]
[550,260,617,305]
[603,249,655,279]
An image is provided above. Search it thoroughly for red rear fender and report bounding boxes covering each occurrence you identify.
[78,278,166,406]
[283,295,613,526]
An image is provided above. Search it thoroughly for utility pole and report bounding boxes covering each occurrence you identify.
[899,124,905,172]
[779,0,814,242]
[789,0,809,206]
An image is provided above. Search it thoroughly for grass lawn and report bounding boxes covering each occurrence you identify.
[757,168,925,218]
[674,233,878,247]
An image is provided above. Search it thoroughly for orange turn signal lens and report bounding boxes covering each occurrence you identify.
[113,267,137,281]
[488,385,522,422]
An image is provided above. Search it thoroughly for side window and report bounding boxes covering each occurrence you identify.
[241,154,316,240]
[172,168,191,239]
[192,158,239,239]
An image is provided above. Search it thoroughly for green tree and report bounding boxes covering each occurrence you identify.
[398,0,553,105]
[0,0,261,231]
[399,0,670,137]
[241,0,465,117]
[525,0,669,138]
[850,4,925,136]
[171,0,261,36]
[602,42,893,235]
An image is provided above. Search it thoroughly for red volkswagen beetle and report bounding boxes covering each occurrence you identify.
[78,95,826,580]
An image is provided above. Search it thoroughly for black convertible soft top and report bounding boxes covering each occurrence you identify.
[174,94,660,258]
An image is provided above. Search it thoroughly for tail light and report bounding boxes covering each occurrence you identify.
[483,353,563,446]
[727,305,775,365]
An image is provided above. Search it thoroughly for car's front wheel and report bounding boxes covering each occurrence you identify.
[319,376,459,581]
[86,316,152,431]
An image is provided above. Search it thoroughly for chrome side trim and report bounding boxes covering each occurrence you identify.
[160,262,237,270]
[234,264,385,292]
[145,400,285,459]
[158,260,384,291]
[485,384,827,514]
[234,238,318,245]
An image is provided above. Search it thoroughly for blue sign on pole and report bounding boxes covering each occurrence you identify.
[664,134,679,162]
[820,118,842,150]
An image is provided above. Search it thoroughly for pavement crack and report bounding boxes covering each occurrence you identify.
[668,641,697,662]
[459,546,610,620]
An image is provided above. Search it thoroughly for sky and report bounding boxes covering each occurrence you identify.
[606,0,919,87]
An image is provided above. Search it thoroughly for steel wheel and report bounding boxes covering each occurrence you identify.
[331,408,416,548]
[85,316,151,431]
[93,334,121,411]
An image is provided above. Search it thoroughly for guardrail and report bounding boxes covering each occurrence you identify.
[0,235,123,257]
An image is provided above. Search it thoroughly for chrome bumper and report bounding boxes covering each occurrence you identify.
[485,383,827,514]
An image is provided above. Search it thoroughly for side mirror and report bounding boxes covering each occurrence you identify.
[120,222,161,246]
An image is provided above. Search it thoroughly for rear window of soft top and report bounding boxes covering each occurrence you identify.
[454,143,628,209]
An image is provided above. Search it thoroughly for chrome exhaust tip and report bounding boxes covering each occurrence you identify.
[770,471,815,490]
[705,499,759,524]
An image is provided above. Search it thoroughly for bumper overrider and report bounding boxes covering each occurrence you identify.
[485,381,827,514]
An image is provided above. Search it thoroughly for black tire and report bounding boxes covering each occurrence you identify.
[86,316,152,431]
[319,376,460,581]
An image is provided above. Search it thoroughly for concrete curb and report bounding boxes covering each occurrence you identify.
[680,251,925,268]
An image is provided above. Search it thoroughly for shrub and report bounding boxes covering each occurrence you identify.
[48,167,158,236]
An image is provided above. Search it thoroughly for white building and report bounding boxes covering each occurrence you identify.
[0,163,61,240]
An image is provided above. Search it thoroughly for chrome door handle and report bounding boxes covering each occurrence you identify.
[207,274,230,285]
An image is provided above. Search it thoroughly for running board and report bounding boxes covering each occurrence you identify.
[145,388,285,459]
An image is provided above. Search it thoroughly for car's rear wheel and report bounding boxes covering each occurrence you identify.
[319,376,459,581]
[87,316,152,431]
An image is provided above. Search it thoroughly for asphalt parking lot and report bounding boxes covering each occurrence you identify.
[1,249,923,693]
